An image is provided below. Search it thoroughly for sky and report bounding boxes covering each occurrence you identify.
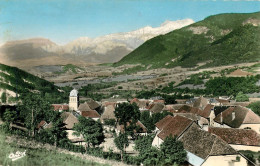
[0,0,259,45]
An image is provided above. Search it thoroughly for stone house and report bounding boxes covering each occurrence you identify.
[61,112,83,143]
[209,127,260,152]
[78,102,100,121]
[214,106,260,134]
[152,115,199,147]
[179,124,255,166]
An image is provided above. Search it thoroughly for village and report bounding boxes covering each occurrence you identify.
[0,2,260,166]
[31,87,259,166]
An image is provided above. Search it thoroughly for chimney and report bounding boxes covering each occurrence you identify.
[232,112,235,120]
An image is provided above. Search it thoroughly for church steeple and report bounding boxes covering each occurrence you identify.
[69,89,79,111]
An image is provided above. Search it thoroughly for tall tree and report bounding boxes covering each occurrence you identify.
[134,134,154,153]
[18,93,51,137]
[247,101,260,116]
[160,135,187,165]
[1,92,7,103]
[114,102,140,133]
[47,111,68,147]
[114,132,129,161]
[73,116,105,150]
[236,91,249,102]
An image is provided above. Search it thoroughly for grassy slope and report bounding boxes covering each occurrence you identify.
[0,130,108,166]
[115,12,260,68]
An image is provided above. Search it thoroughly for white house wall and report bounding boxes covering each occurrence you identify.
[230,144,260,152]
[213,122,231,128]
[202,155,248,166]
[239,124,260,134]
[152,134,163,148]
[66,130,82,140]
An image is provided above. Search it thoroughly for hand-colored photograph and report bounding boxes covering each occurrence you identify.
[0,0,259,166]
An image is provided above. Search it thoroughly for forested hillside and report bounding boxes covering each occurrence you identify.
[115,12,260,68]
[0,63,70,104]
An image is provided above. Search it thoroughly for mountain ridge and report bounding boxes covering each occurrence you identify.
[0,19,194,67]
[115,12,260,68]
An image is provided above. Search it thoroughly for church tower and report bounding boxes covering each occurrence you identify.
[69,89,79,111]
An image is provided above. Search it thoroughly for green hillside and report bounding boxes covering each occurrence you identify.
[0,63,69,104]
[115,12,260,68]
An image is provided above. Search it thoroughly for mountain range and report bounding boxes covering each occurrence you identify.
[0,19,194,68]
[115,12,260,68]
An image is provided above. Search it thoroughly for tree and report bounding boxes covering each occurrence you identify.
[46,111,68,147]
[1,92,7,103]
[247,101,260,116]
[134,134,154,153]
[3,108,18,124]
[73,116,105,150]
[114,102,140,134]
[18,93,51,137]
[114,132,129,161]
[140,111,153,132]
[236,92,249,102]
[160,135,187,165]
[140,147,163,166]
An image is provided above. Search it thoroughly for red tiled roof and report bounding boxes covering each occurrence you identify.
[180,124,237,159]
[130,98,139,104]
[61,112,79,129]
[214,106,260,128]
[37,120,47,129]
[209,127,260,146]
[157,115,193,140]
[178,105,208,118]
[163,105,177,113]
[201,104,214,118]
[149,103,164,113]
[118,120,147,133]
[155,115,174,130]
[52,104,69,111]
[81,110,100,118]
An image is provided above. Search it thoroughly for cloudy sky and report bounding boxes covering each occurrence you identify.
[0,0,259,45]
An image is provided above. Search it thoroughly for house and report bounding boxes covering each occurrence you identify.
[179,123,254,166]
[52,104,69,112]
[215,98,230,105]
[149,102,165,114]
[208,98,221,106]
[214,106,260,134]
[61,112,83,143]
[37,120,53,130]
[209,127,260,152]
[116,120,147,134]
[100,105,116,123]
[175,99,187,104]
[101,98,128,106]
[152,115,199,147]
[193,96,209,110]
[176,105,213,130]
[86,99,101,112]
[78,102,100,121]
[130,98,150,111]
